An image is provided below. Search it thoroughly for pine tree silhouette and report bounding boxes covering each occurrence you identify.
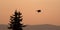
[8,10,23,30]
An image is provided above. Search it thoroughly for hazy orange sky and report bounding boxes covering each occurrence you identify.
[0,0,60,25]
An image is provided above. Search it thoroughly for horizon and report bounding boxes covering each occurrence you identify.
[0,24,60,26]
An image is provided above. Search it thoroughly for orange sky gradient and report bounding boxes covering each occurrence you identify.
[0,0,60,25]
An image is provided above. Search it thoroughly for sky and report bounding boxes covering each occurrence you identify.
[0,0,60,25]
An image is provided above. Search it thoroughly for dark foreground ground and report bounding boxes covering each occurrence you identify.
[0,24,60,30]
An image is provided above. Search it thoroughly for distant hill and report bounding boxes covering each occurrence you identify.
[0,24,60,30]
[0,24,8,30]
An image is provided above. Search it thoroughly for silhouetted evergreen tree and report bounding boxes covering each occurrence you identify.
[8,10,23,30]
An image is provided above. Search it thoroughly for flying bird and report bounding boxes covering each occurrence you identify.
[37,10,41,13]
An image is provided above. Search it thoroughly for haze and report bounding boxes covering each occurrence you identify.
[0,0,60,25]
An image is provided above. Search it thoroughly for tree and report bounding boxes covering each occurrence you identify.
[8,10,23,30]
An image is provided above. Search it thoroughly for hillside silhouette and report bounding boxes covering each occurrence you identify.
[0,24,60,30]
